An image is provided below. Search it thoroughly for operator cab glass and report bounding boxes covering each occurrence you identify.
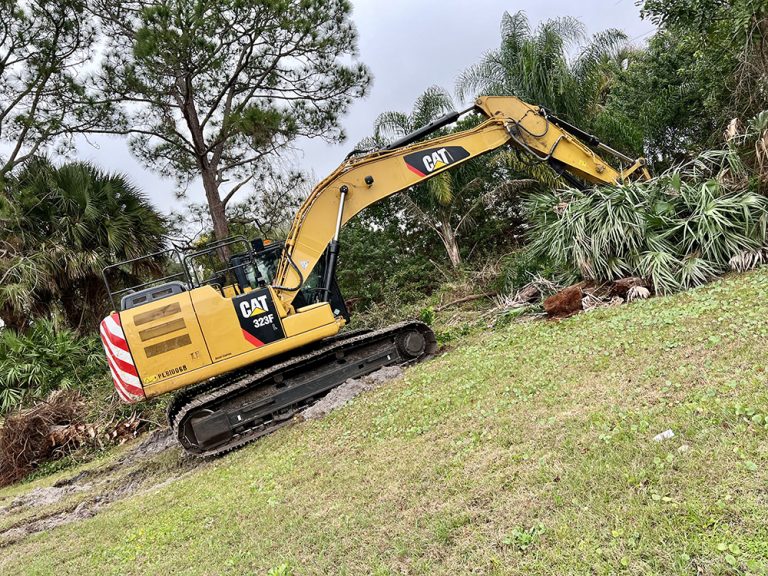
[229,241,338,313]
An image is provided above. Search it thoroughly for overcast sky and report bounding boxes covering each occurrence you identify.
[74,0,655,214]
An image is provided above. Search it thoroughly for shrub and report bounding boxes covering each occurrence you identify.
[0,318,107,414]
[525,147,768,294]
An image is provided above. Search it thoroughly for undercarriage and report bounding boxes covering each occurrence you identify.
[167,321,436,457]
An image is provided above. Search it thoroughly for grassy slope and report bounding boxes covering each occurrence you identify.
[3,270,768,576]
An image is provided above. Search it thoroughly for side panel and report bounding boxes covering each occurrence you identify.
[190,285,258,362]
[282,303,336,337]
[116,284,342,399]
[190,286,333,361]
[142,290,341,398]
[120,293,212,390]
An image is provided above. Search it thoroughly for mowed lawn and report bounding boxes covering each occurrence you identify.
[2,270,768,575]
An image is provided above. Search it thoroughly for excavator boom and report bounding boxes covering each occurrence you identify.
[273,96,649,309]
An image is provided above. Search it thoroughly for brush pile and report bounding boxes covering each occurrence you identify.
[0,391,85,487]
[0,391,147,487]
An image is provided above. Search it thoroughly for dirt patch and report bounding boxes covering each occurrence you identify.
[0,427,192,547]
[118,428,178,468]
[5,483,93,511]
[0,465,191,547]
[301,366,404,420]
[1,501,97,543]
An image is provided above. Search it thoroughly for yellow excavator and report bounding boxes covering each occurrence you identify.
[99,96,650,456]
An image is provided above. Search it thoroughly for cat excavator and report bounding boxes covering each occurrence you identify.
[99,96,650,456]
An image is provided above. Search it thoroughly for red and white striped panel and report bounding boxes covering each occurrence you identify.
[99,312,145,403]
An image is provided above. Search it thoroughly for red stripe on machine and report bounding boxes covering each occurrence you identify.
[102,324,129,351]
[106,354,143,399]
[406,163,426,177]
[242,330,265,348]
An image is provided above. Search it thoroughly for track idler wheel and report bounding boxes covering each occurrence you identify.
[396,330,427,359]
[184,408,232,451]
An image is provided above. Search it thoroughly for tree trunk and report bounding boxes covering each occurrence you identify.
[200,167,233,263]
[436,214,461,269]
[180,78,229,249]
[201,168,229,242]
[443,235,461,269]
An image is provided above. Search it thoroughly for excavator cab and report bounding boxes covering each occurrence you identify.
[229,239,349,321]
[103,236,348,321]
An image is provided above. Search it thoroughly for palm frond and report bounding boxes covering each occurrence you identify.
[373,111,411,142]
[525,144,768,295]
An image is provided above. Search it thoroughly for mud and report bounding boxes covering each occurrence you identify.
[301,366,403,420]
[0,427,189,547]
[0,465,191,547]
[7,483,93,510]
[118,428,178,468]
[1,501,97,543]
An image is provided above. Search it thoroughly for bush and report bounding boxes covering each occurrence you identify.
[0,318,108,414]
[337,205,441,313]
[525,146,768,294]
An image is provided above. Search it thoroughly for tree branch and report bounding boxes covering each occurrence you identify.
[222,174,254,206]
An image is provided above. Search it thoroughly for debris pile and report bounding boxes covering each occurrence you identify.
[0,391,84,487]
[495,276,653,321]
[105,413,146,445]
[0,391,149,487]
[543,285,583,318]
[546,278,652,318]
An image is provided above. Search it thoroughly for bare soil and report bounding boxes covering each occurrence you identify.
[0,428,194,547]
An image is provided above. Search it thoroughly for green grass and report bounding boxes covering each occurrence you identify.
[3,270,768,575]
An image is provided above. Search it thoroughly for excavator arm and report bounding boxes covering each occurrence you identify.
[273,95,650,309]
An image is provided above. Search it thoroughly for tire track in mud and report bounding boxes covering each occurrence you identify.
[0,429,194,546]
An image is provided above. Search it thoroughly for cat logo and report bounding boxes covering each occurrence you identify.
[404,145,470,178]
[239,294,270,318]
[233,288,286,348]
[422,148,453,172]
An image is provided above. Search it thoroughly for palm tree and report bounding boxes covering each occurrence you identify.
[456,11,629,128]
[374,86,456,144]
[371,87,484,269]
[0,159,167,332]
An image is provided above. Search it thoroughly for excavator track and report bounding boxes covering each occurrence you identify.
[168,321,437,457]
